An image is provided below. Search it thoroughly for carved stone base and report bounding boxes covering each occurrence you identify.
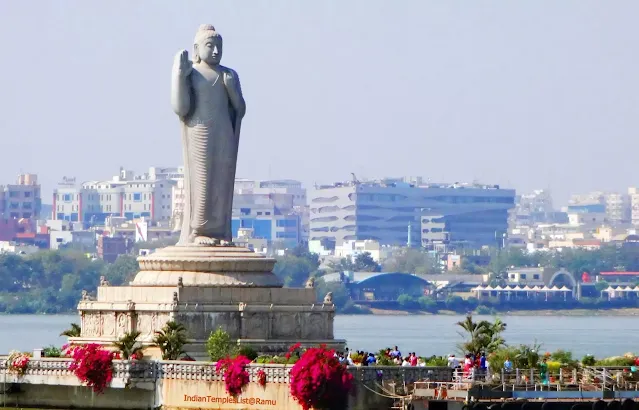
[74,288,345,358]
[133,245,282,287]
[74,245,345,357]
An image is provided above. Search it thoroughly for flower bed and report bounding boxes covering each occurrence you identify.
[289,344,354,410]
[216,355,251,397]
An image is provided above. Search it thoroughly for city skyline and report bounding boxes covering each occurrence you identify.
[6,166,639,209]
[2,2,639,205]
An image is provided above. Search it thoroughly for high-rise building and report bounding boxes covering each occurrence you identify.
[510,189,554,226]
[309,177,515,248]
[629,188,639,226]
[605,192,630,225]
[230,179,307,247]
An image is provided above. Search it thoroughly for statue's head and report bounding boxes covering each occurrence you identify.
[194,24,223,66]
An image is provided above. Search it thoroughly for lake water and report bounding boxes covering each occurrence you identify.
[0,314,633,359]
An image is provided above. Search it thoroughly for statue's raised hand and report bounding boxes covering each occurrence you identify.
[174,50,192,78]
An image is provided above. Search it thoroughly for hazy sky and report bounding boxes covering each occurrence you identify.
[1,1,638,205]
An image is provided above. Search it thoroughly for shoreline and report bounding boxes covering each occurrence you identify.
[364,307,639,316]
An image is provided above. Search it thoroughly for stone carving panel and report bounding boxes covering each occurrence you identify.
[116,313,130,337]
[137,314,153,336]
[83,312,101,337]
[303,313,327,340]
[242,313,268,339]
[154,313,170,334]
[150,312,158,333]
[102,312,116,337]
[272,313,299,339]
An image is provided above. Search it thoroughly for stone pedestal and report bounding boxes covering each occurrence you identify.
[74,245,345,360]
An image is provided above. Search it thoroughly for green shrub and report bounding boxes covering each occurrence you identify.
[595,356,636,367]
[487,346,519,371]
[514,344,541,369]
[206,327,238,362]
[238,345,258,361]
[581,355,596,366]
[550,349,578,368]
[417,296,438,312]
[397,294,419,309]
[255,355,298,364]
[465,297,479,310]
[475,305,496,315]
[445,295,465,312]
[422,355,448,367]
[43,345,61,357]
[374,349,394,366]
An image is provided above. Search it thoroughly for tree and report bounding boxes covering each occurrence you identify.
[314,279,350,308]
[273,255,319,287]
[353,252,381,272]
[328,252,381,273]
[418,296,438,312]
[594,280,609,293]
[456,314,506,356]
[382,248,440,274]
[206,327,237,362]
[153,321,188,360]
[60,323,81,337]
[102,255,139,286]
[113,330,144,360]
[397,294,418,309]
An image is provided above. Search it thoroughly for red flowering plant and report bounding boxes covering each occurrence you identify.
[289,344,354,410]
[257,369,267,387]
[6,350,30,376]
[66,343,115,394]
[215,355,251,397]
[285,342,302,364]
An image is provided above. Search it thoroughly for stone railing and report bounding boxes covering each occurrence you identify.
[0,357,74,378]
[159,361,292,383]
[158,361,451,384]
[348,366,453,384]
[0,356,451,387]
[0,357,157,386]
[113,359,158,382]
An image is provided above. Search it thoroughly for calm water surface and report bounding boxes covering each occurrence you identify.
[0,314,633,358]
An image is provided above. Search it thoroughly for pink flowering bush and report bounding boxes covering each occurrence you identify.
[65,343,115,394]
[7,351,30,375]
[215,355,251,397]
[285,342,302,363]
[289,344,354,410]
[257,369,267,387]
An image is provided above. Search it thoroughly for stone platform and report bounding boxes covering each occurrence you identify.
[74,245,345,360]
[132,245,282,287]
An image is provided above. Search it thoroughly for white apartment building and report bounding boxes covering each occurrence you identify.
[53,168,175,225]
[334,239,384,262]
[169,177,309,242]
[605,192,630,225]
[1,174,42,220]
[569,192,605,206]
[629,188,639,226]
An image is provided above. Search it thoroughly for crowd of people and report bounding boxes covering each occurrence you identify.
[446,352,488,379]
[335,346,429,367]
[333,346,493,377]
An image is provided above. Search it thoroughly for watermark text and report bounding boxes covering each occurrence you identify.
[183,394,276,406]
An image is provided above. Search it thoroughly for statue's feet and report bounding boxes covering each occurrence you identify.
[193,236,220,246]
